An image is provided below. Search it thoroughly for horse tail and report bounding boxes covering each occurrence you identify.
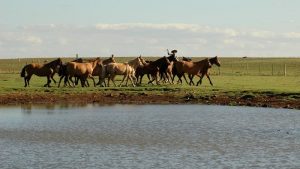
[20,65,27,77]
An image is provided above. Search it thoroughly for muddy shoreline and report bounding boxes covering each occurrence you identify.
[0,91,299,109]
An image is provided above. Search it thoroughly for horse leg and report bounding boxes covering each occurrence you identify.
[171,73,176,84]
[85,77,90,87]
[58,76,64,87]
[110,74,117,87]
[89,75,96,87]
[140,74,144,84]
[196,74,205,86]
[107,75,110,87]
[129,74,137,87]
[44,76,51,87]
[75,77,79,86]
[119,75,127,87]
[167,72,173,84]
[51,74,56,84]
[206,74,213,86]
[24,76,28,87]
[133,74,137,85]
[182,74,189,85]
[79,77,85,87]
[147,73,155,85]
[189,74,195,86]
[147,74,151,83]
[65,76,71,87]
[129,75,135,87]
[69,76,75,87]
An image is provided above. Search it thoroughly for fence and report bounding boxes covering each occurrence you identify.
[209,62,300,76]
[1,57,300,76]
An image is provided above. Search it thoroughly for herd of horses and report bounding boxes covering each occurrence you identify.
[20,53,221,88]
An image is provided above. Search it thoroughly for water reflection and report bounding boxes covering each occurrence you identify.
[0,104,300,168]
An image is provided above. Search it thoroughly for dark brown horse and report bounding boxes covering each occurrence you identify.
[21,58,62,87]
[149,55,177,84]
[175,56,221,86]
[143,56,173,85]
[136,57,160,85]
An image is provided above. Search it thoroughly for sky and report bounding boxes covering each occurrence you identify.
[0,0,300,58]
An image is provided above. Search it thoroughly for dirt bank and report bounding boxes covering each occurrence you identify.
[0,91,299,109]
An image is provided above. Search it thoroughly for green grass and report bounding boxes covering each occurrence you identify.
[1,57,300,97]
[1,73,299,96]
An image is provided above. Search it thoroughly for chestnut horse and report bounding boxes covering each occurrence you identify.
[175,56,221,86]
[105,56,143,87]
[57,58,83,87]
[21,58,62,87]
[171,56,192,84]
[65,58,101,87]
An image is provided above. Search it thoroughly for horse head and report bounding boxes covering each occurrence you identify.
[105,55,116,64]
[57,58,63,66]
[138,56,148,66]
[209,56,221,67]
[182,56,192,62]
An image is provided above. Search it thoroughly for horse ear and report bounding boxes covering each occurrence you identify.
[111,54,114,58]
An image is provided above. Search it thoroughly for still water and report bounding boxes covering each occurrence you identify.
[0,104,300,168]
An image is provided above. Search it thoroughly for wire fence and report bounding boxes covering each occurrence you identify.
[1,57,300,76]
[209,63,300,76]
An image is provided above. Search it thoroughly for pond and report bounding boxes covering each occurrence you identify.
[0,104,300,168]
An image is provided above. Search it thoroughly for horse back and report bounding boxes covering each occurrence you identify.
[25,63,54,76]
[106,63,130,75]
[66,62,91,76]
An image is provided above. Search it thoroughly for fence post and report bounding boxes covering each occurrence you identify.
[246,63,249,75]
[272,64,274,76]
[218,67,221,76]
[284,64,287,76]
[259,64,261,75]
[231,64,233,75]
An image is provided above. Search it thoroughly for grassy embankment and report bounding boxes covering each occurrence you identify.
[0,57,299,106]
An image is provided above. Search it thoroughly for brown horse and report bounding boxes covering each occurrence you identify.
[57,58,84,87]
[175,56,221,86]
[144,55,175,84]
[171,56,193,84]
[105,56,143,87]
[21,58,62,87]
[136,57,160,85]
[93,55,116,86]
[65,58,101,87]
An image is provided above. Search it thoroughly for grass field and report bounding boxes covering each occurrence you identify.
[0,57,299,96]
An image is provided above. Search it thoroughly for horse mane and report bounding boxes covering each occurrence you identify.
[103,57,116,64]
[44,58,62,68]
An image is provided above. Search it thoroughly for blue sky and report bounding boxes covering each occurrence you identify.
[0,0,300,58]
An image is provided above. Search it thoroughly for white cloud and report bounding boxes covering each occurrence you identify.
[249,31,276,39]
[24,36,42,45]
[283,32,300,39]
[0,23,300,58]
